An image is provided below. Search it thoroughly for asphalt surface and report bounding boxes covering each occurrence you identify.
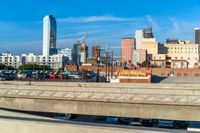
[0,109,188,133]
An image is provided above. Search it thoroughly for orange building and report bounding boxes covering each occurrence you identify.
[121,38,136,62]
[112,69,152,83]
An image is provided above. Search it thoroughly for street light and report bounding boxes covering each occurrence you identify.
[96,57,100,82]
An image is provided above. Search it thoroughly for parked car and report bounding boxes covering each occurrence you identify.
[159,120,174,128]
[106,117,118,124]
[187,121,200,132]
[32,72,43,80]
[4,72,15,80]
[0,74,5,81]
[58,73,68,79]
[129,118,143,126]
[17,70,32,79]
[141,119,153,127]
[54,114,72,120]
[119,118,133,125]
[49,73,56,79]
[68,71,83,80]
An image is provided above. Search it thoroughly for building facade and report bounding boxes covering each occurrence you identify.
[43,15,57,56]
[92,45,101,59]
[22,53,68,70]
[79,44,88,64]
[0,52,22,69]
[72,41,88,65]
[58,48,72,61]
[164,43,199,68]
[121,38,136,62]
[150,41,200,68]
[194,28,200,44]
[135,30,143,50]
[72,42,81,65]
[141,38,159,63]
[143,27,154,38]
[151,54,166,68]
[132,49,147,66]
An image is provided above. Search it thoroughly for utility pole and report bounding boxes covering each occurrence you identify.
[111,50,114,79]
[105,52,108,82]
[96,57,100,83]
[6,51,8,70]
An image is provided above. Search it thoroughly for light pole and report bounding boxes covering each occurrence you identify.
[6,51,8,70]
[96,57,100,82]
[111,50,114,79]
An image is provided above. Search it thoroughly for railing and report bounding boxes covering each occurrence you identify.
[0,87,200,106]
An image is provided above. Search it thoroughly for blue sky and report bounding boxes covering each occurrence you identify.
[1,0,200,55]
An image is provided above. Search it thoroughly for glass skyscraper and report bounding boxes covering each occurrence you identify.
[43,15,57,56]
[194,28,200,44]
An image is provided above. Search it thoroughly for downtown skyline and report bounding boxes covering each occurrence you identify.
[1,0,200,55]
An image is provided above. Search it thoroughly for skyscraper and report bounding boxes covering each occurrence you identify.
[143,27,154,38]
[79,43,88,64]
[135,30,144,49]
[121,38,136,62]
[43,15,57,56]
[194,28,200,44]
[72,42,81,65]
[92,45,101,58]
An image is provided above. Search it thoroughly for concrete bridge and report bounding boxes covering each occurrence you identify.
[0,81,200,121]
[0,108,185,133]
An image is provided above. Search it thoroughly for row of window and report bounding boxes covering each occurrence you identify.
[154,57,198,60]
[169,47,198,50]
[168,50,198,54]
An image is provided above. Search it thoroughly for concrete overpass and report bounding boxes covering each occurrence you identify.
[0,108,185,133]
[0,81,200,121]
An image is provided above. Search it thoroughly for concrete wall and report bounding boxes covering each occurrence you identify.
[1,81,200,121]
[152,68,200,77]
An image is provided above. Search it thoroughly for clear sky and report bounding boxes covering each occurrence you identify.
[1,0,200,55]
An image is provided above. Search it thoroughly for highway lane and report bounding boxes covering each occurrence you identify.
[0,109,187,133]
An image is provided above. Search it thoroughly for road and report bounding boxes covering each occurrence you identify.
[0,108,188,133]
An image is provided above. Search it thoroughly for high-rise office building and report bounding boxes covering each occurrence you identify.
[135,30,143,49]
[72,41,88,65]
[79,44,88,64]
[143,27,154,38]
[72,42,81,65]
[194,28,200,44]
[92,45,101,58]
[43,15,57,56]
[58,48,72,61]
[121,38,136,62]
[166,38,179,44]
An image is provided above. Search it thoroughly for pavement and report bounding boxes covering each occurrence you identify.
[0,108,188,133]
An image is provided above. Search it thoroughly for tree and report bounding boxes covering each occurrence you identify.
[18,64,52,70]
[0,64,15,70]
[150,64,160,68]
[139,61,149,67]
[0,64,6,69]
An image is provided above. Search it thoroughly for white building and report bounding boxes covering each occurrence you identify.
[43,15,57,56]
[58,48,72,61]
[0,52,22,69]
[22,53,68,70]
[135,30,143,49]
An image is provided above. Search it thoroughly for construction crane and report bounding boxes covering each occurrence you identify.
[106,45,122,60]
[77,35,87,44]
